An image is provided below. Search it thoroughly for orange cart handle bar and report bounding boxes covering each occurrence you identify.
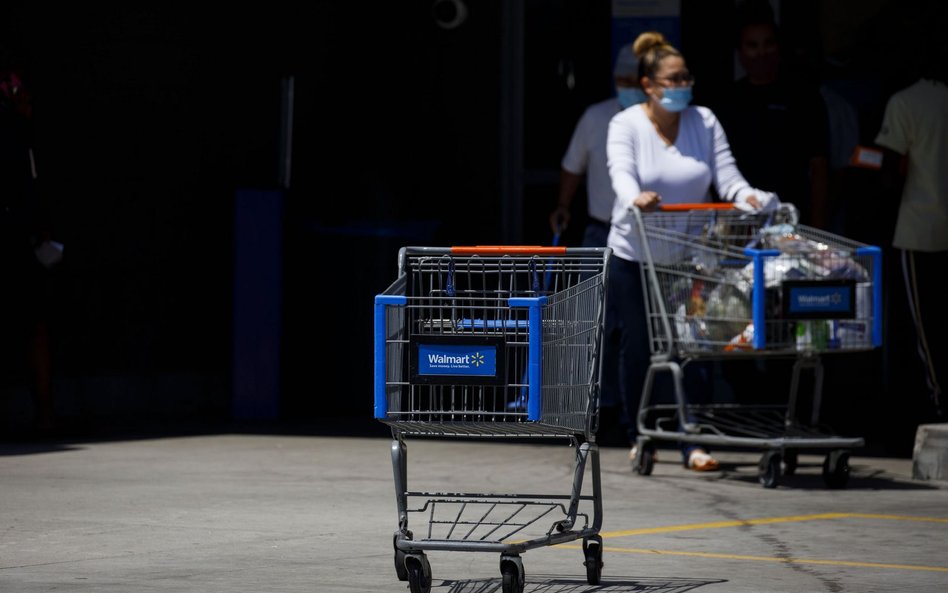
[450,245,568,254]
[656,203,736,212]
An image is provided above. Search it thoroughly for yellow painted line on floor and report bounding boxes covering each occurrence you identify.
[555,545,948,573]
[598,512,948,539]
[553,513,948,574]
[841,512,948,523]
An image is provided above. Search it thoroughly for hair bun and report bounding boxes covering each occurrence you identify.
[633,31,668,57]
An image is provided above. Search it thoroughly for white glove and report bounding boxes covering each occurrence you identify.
[733,188,779,213]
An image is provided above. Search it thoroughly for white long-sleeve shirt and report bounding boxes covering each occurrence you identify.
[606,104,767,261]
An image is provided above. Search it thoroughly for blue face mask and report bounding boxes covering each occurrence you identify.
[658,86,692,112]
[616,86,647,109]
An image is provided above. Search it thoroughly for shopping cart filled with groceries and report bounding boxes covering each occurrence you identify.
[629,203,881,488]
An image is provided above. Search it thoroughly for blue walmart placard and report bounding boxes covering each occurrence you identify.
[784,282,855,318]
[417,343,497,377]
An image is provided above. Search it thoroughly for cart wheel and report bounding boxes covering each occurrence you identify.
[631,437,655,476]
[583,536,604,585]
[632,439,655,476]
[500,555,524,593]
[782,450,799,476]
[406,553,432,593]
[392,533,408,581]
[758,451,782,489]
[822,450,850,489]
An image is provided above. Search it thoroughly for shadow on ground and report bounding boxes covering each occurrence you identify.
[440,574,727,592]
[658,459,937,491]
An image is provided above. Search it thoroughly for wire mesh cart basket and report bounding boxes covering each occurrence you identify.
[374,245,610,593]
[629,203,882,488]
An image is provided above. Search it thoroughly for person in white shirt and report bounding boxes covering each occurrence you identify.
[874,50,948,419]
[603,31,776,472]
[549,43,646,247]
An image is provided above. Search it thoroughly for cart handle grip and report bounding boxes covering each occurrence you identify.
[451,245,567,254]
[657,203,736,212]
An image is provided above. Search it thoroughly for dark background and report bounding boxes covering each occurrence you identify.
[1,1,943,453]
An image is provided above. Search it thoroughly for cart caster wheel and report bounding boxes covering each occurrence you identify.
[632,438,655,476]
[500,554,525,593]
[781,450,798,477]
[393,531,411,581]
[822,450,850,489]
[406,553,431,593]
[758,451,782,489]
[583,535,603,585]
[394,549,408,582]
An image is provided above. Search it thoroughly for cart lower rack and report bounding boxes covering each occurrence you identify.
[629,204,880,488]
[374,246,610,593]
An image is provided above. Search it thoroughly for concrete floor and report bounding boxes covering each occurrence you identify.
[1,431,946,592]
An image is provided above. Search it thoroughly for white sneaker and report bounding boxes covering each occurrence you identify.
[687,449,719,471]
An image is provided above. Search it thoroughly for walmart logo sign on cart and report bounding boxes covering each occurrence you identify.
[418,344,497,377]
[785,282,855,318]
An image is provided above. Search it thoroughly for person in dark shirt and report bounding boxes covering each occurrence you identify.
[711,10,831,228]
[0,51,59,434]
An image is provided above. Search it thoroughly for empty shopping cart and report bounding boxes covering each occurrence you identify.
[374,245,610,593]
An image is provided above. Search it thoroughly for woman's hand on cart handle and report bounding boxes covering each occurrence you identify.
[734,188,779,213]
[633,191,662,211]
[743,194,763,210]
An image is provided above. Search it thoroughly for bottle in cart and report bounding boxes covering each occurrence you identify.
[795,320,830,350]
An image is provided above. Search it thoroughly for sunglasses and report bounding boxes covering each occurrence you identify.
[652,73,695,86]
